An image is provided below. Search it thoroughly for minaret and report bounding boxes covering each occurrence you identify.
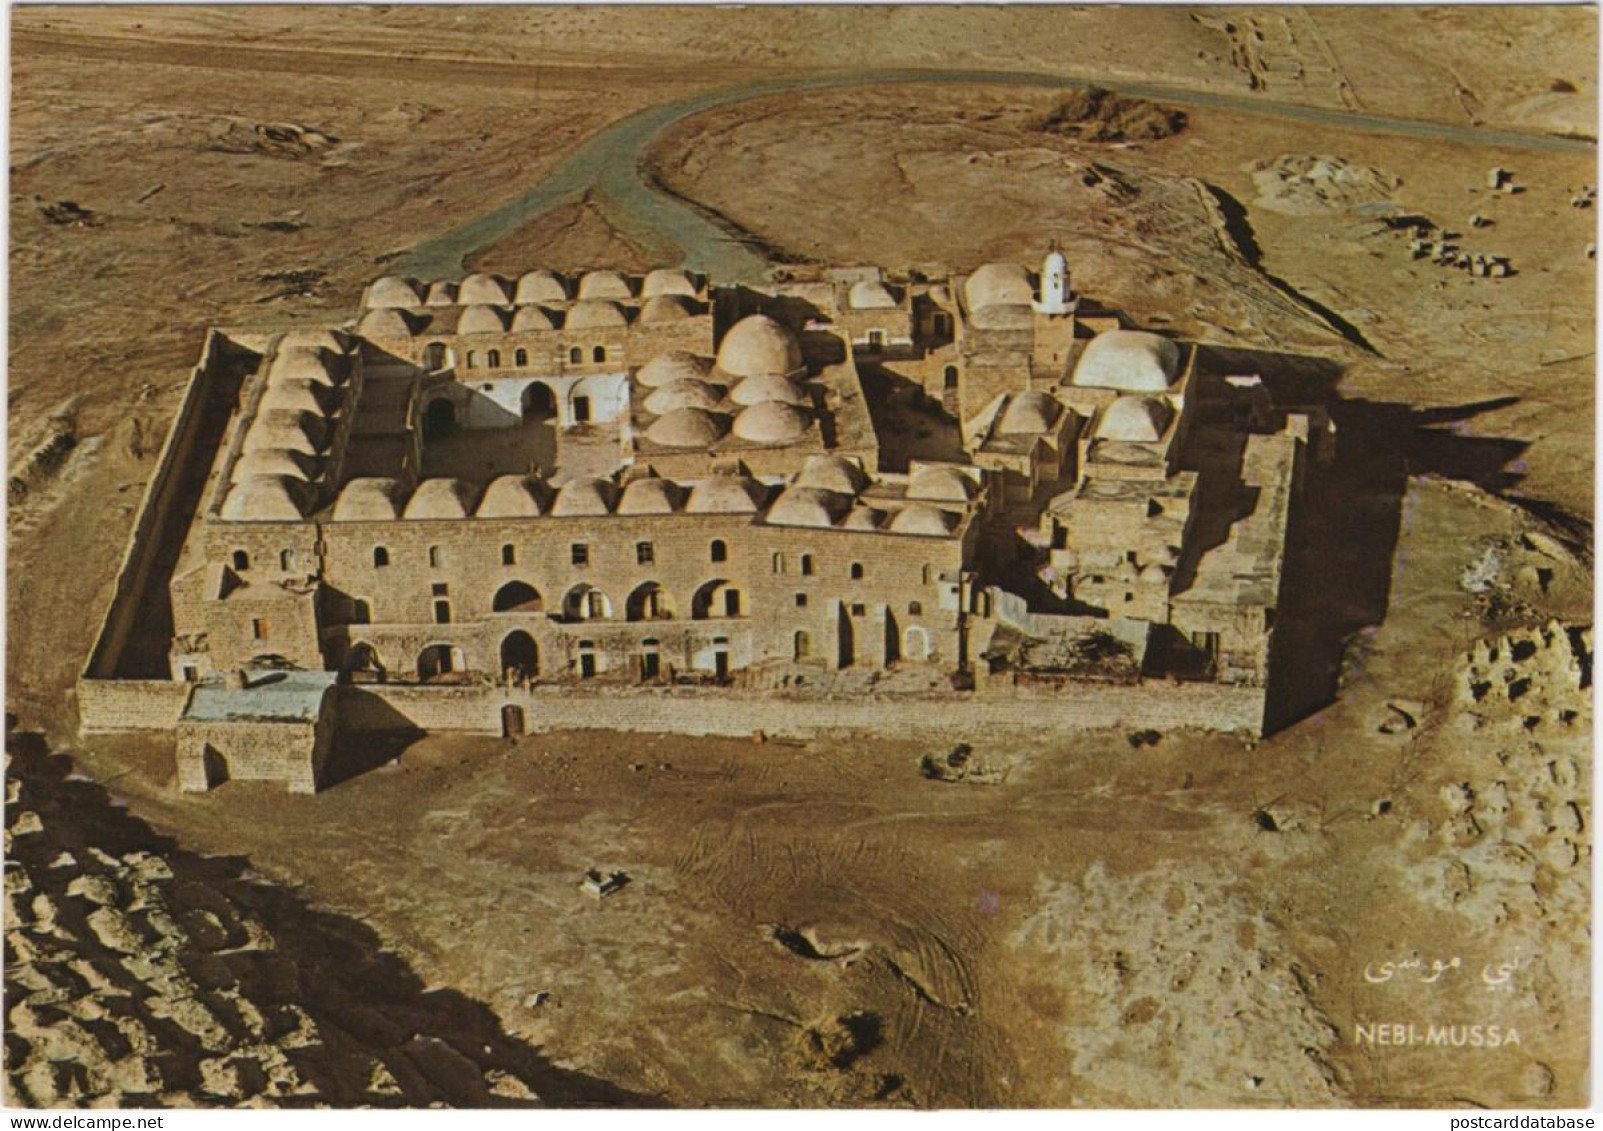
[1034,240,1070,315]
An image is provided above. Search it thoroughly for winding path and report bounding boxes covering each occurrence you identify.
[398,66,1596,284]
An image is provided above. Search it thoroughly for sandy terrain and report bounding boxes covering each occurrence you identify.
[7,5,1594,1109]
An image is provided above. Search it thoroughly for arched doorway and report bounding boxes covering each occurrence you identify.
[837,604,855,669]
[563,584,611,622]
[423,397,456,440]
[522,382,556,423]
[418,644,464,679]
[343,642,385,682]
[794,630,812,661]
[492,580,543,614]
[500,631,539,680]
[903,626,931,662]
[626,582,674,621]
[692,580,742,620]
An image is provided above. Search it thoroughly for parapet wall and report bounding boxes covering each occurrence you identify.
[77,679,194,733]
[339,677,1265,740]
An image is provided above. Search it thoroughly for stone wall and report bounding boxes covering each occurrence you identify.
[176,717,326,793]
[76,680,194,733]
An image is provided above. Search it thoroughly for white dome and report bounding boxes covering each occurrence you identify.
[795,454,869,495]
[565,300,628,329]
[332,477,407,521]
[476,475,548,517]
[969,304,1033,331]
[889,503,956,537]
[259,376,330,416]
[998,390,1061,435]
[849,279,897,309]
[1071,330,1181,392]
[617,477,684,516]
[280,328,348,354]
[730,372,809,407]
[641,269,697,298]
[457,305,508,335]
[366,276,421,309]
[221,474,304,522]
[685,476,764,514]
[515,270,568,304]
[716,314,802,378]
[243,410,325,456]
[841,505,885,531]
[357,308,415,339]
[732,401,810,445]
[577,270,633,300]
[644,378,724,416]
[551,477,617,517]
[766,486,846,529]
[425,281,459,307]
[645,407,728,448]
[908,465,976,502]
[459,273,511,305]
[965,262,1033,310]
[403,478,477,520]
[511,304,557,331]
[270,346,338,385]
[1096,396,1174,442]
[637,350,713,388]
[639,294,696,324]
[234,447,317,481]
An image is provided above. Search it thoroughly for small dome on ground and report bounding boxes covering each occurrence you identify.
[639,294,697,324]
[641,268,697,298]
[1070,330,1181,392]
[964,262,1033,310]
[849,279,898,309]
[403,478,478,520]
[644,378,724,416]
[511,304,557,331]
[841,505,885,531]
[685,476,765,514]
[998,390,1061,435]
[279,328,348,354]
[425,281,459,307]
[716,314,803,378]
[637,350,713,388]
[260,376,331,416]
[732,400,810,445]
[577,270,633,300]
[730,372,809,407]
[1096,395,1174,442]
[645,407,729,448]
[795,454,869,495]
[270,346,339,385]
[514,270,568,304]
[565,300,629,329]
[221,474,305,522]
[476,475,548,518]
[234,447,317,481]
[550,476,617,517]
[244,410,325,455]
[459,273,511,305]
[908,465,976,502]
[357,308,416,339]
[332,477,407,521]
[766,486,847,529]
[889,503,956,537]
[617,477,684,516]
[457,305,508,335]
[366,276,421,309]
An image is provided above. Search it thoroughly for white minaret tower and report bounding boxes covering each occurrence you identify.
[1034,240,1070,315]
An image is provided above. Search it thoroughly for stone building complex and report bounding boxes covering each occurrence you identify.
[78,248,1332,791]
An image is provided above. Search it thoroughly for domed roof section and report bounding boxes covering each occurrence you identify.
[637,350,712,388]
[841,505,885,531]
[643,378,724,416]
[639,294,696,324]
[457,305,508,335]
[270,346,339,385]
[998,390,1062,435]
[964,262,1033,310]
[280,328,348,354]
[511,304,557,331]
[969,303,1033,331]
[1070,330,1181,392]
[576,270,633,300]
[716,314,802,379]
[908,465,976,502]
[889,503,956,537]
[730,372,809,408]
[514,270,569,304]
[403,478,477,520]
[1096,396,1174,442]
[366,276,421,309]
[641,268,697,298]
[848,279,898,309]
[357,307,416,339]
[565,300,628,329]
[766,486,847,529]
[645,407,728,449]
[221,474,305,522]
[425,281,459,307]
[732,401,810,445]
[685,476,764,514]
[234,447,317,482]
[795,454,869,495]
[333,477,407,521]
[259,376,331,416]
[617,477,684,516]
[244,410,325,455]
[551,477,617,517]
[458,273,511,305]
[476,475,548,518]
[1140,562,1169,584]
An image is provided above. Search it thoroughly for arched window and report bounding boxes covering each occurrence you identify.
[232,549,250,571]
[773,552,786,575]
[353,598,372,624]
[486,348,501,369]
[921,563,932,585]
[493,581,543,614]
[800,553,814,577]
[501,543,517,566]
[465,351,476,369]
[943,365,959,391]
[592,345,606,363]
[429,545,444,569]
[568,346,582,364]
[710,539,727,563]
[850,562,865,580]
[515,348,528,367]
[794,630,812,661]
[280,549,296,572]
[373,546,389,568]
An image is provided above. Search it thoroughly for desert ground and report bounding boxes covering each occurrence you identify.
[6,5,1595,1108]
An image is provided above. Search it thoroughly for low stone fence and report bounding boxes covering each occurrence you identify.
[76,679,194,733]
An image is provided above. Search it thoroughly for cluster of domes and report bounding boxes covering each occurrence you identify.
[363,269,702,311]
[328,472,773,522]
[358,294,702,341]
[1070,329,1181,393]
[221,335,351,523]
[759,456,962,538]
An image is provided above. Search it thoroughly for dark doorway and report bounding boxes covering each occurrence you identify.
[713,649,729,682]
[522,383,556,423]
[423,397,456,440]
[500,631,539,680]
[837,604,855,668]
[572,396,592,424]
[580,652,597,678]
[501,704,526,738]
[493,581,543,614]
[641,650,660,680]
